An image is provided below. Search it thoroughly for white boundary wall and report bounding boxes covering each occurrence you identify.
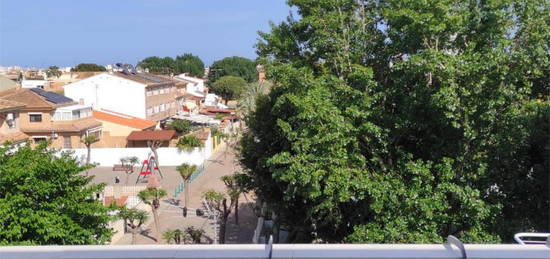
[64,134,212,167]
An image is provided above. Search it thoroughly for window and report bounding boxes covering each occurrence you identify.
[86,127,102,139]
[63,136,72,149]
[32,137,47,144]
[6,113,16,128]
[153,106,159,113]
[153,89,159,95]
[160,104,165,111]
[72,110,81,119]
[147,108,153,116]
[29,113,42,122]
[146,90,152,97]
[160,88,165,94]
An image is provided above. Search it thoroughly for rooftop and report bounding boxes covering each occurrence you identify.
[127,130,177,141]
[93,110,156,130]
[112,72,174,87]
[0,88,75,110]
[21,117,102,133]
[0,98,25,112]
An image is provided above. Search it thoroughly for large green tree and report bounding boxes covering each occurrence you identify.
[0,143,113,245]
[208,56,257,83]
[138,54,204,76]
[174,53,205,77]
[138,56,175,74]
[210,75,247,104]
[71,63,106,72]
[241,0,549,244]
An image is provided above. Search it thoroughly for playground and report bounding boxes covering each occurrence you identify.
[85,148,257,244]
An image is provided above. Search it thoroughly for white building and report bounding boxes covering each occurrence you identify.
[21,79,47,89]
[175,74,206,97]
[64,72,178,122]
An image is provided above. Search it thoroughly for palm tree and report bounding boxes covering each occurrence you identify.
[81,135,98,165]
[176,163,197,209]
[237,80,272,119]
[203,189,233,244]
[119,207,148,245]
[163,229,188,244]
[184,226,205,244]
[138,187,167,242]
[120,156,139,184]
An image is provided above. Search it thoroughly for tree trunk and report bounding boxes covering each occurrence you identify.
[86,144,91,164]
[131,229,137,245]
[235,197,239,225]
[152,208,161,242]
[219,216,227,244]
[184,180,189,208]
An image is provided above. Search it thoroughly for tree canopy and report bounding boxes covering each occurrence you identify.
[0,143,113,245]
[241,0,549,244]
[46,66,61,78]
[210,75,247,104]
[71,63,106,72]
[137,54,205,76]
[208,56,257,83]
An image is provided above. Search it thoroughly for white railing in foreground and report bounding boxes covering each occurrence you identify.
[1,243,549,259]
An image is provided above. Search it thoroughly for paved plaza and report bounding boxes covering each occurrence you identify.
[85,148,257,244]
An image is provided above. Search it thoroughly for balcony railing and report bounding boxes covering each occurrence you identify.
[2,243,549,259]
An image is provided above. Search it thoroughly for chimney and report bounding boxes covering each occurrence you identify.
[256,64,265,82]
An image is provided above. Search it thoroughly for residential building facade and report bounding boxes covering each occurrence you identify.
[0,88,102,148]
[64,72,178,122]
[0,98,28,145]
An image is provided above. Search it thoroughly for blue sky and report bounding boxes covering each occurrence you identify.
[0,0,290,68]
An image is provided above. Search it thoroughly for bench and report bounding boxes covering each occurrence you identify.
[112,164,131,171]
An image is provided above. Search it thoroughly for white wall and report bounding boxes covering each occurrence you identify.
[64,73,147,119]
[66,147,205,166]
[21,79,47,88]
[64,132,213,166]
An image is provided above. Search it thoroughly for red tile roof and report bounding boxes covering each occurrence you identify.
[127,130,176,141]
[203,107,235,114]
[93,110,156,130]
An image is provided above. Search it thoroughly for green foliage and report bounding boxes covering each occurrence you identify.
[177,163,197,181]
[175,53,205,77]
[243,0,549,244]
[237,80,272,118]
[0,143,113,245]
[184,226,205,244]
[202,189,225,211]
[214,114,225,120]
[71,63,106,72]
[46,66,61,78]
[177,135,204,151]
[163,229,188,244]
[168,119,192,135]
[208,56,257,83]
[138,54,204,76]
[138,188,167,209]
[118,207,148,229]
[210,75,247,103]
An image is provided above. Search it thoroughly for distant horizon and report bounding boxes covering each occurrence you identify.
[0,0,290,68]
